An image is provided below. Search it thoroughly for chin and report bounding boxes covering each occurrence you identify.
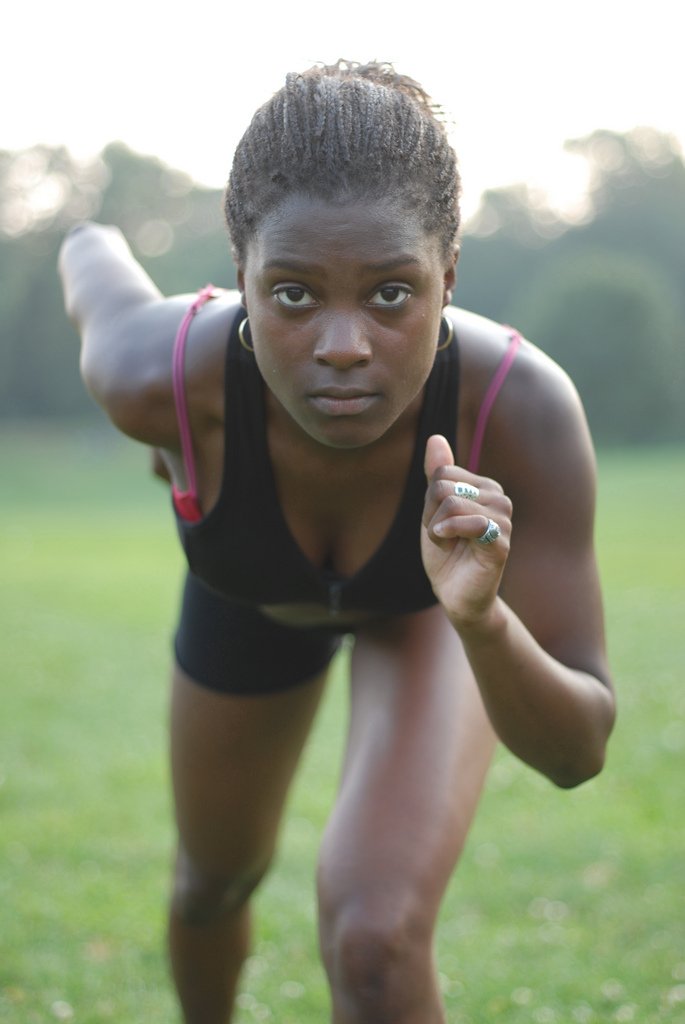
[309,421,393,451]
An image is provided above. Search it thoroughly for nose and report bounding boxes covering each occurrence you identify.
[313,313,372,369]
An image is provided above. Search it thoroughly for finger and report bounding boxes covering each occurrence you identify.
[428,489,511,543]
[432,513,499,542]
[424,434,455,483]
[424,476,485,517]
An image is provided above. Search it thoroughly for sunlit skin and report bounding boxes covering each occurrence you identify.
[59,188,615,1024]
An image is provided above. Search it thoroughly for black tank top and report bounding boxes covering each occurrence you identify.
[174,310,459,617]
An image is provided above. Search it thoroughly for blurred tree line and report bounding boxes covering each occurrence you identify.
[0,130,683,444]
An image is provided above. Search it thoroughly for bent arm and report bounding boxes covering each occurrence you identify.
[456,589,614,790]
[423,352,615,788]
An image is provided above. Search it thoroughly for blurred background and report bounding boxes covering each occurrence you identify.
[1,0,684,445]
[2,3,685,1020]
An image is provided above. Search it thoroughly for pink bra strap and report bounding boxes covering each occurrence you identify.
[171,285,216,497]
[467,328,522,473]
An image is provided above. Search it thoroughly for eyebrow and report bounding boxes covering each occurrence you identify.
[261,255,423,274]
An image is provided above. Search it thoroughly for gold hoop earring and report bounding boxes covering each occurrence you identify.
[238,316,254,353]
[436,314,454,351]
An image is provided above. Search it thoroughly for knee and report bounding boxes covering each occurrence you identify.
[171,847,270,927]
[319,895,433,1020]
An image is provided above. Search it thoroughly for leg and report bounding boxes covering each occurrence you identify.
[168,662,327,1024]
[317,605,497,1024]
[167,573,342,1023]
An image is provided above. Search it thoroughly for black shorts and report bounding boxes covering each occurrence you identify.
[174,572,344,695]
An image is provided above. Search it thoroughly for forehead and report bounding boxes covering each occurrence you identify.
[244,193,443,272]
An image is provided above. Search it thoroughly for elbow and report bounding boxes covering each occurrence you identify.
[548,724,614,790]
[551,684,617,790]
[80,348,125,420]
[80,348,158,440]
[550,749,607,790]
[79,348,106,404]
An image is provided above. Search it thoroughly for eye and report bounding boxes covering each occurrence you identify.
[368,285,411,308]
[273,285,318,308]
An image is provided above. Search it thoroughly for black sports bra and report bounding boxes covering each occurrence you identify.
[171,295,520,617]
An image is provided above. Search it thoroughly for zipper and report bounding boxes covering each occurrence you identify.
[328,579,342,617]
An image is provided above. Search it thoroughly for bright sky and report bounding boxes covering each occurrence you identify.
[5,0,683,221]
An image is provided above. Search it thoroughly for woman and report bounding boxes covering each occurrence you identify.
[59,61,615,1024]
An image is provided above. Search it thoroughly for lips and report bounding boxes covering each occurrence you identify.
[308,386,379,416]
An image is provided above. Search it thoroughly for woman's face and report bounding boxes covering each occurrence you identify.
[238,193,456,450]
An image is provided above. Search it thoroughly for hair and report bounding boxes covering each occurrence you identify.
[224,60,461,265]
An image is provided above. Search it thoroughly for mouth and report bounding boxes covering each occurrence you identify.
[308,387,379,416]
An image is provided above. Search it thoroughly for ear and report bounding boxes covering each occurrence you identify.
[236,268,247,308]
[442,246,459,307]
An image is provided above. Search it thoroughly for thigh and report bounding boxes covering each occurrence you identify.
[171,662,327,878]
[318,604,497,921]
[170,575,340,874]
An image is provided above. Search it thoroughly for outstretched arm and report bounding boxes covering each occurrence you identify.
[59,222,176,441]
[422,357,615,788]
[58,223,231,448]
[59,223,162,329]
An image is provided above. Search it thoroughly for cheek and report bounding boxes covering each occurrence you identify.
[252,340,286,385]
[409,311,443,363]
[250,325,301,394]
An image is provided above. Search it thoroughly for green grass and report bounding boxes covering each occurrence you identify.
[1,425,684,1023]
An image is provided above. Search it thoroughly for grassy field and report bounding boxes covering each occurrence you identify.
[1,425,684,1023]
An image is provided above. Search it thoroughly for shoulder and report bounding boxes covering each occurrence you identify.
[102,290,243,448]
[450,305,596,508]
[107,287,242,364]
[451,304,577,416]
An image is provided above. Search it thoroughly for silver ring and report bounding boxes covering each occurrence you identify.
[454,481,480,500]
[476,518,501,545]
